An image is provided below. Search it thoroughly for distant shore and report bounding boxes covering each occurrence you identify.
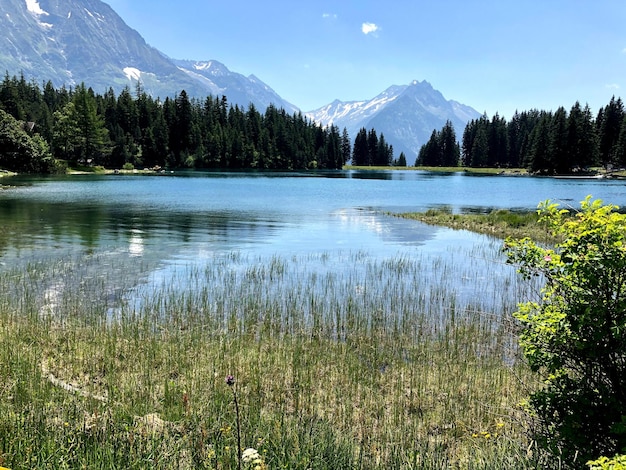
[4,165,626,179]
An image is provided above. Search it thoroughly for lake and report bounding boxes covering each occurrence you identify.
[1,170,625,318]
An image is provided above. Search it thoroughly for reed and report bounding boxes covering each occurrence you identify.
[0,242,541,469]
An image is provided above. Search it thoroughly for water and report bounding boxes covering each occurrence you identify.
[1,170,624,316]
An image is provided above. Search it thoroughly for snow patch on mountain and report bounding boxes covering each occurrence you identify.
[177,66,223,95]
[123,67,142,81]
[25,0,52,28]
[25,0,48,16]
[306,80,481,158]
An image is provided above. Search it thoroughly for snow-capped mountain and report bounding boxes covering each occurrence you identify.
[1,0,479,153]
[306,80,481,159]
[173,59,298,114]
[0,0,297,111]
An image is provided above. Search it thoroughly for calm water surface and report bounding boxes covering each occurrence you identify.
[1,170,625,315]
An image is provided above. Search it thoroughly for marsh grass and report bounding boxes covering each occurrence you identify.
[0,246,540,469]
[396,208,558,243]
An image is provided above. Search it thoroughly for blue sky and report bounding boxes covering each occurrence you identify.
[105,0,626,119]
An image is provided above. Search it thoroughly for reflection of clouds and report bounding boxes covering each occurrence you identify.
[334,208,437,246]
[129,228,144,257]
[336,208,387,235]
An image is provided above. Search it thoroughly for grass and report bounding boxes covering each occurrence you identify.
[344,165,529,175]
[0,243,542,469]
[394,208,559,243]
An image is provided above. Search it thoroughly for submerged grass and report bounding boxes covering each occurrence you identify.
[0,247,540,469]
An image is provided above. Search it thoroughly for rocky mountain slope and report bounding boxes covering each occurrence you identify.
[1,0,479,157]
[306,80,481,160]
[0,0,296,111]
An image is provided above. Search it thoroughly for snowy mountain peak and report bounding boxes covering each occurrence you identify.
[307,80,480,158]
[192,60,230,76]
[2,0,479,153]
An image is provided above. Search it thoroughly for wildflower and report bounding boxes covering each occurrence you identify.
[242,447,261,463]
[226,375,235,386]
[544,254,552,262]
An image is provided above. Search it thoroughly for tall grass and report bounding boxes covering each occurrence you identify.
[0,243,540,469]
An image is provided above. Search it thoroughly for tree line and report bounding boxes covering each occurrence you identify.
[2,73,395,172]
[418,97,626,174]
[4,71,626,175]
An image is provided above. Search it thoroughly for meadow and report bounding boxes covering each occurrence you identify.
[0,238,543,469]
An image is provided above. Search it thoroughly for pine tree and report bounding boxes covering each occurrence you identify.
[439,121,460,167]
[352,128,368,166]
[597,96,624,168]
[341,128,351,166]
[549,107,569,173]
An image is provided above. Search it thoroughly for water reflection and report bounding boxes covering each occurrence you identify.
[2,170,626,317]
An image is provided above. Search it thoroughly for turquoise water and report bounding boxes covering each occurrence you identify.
[1,170,624,315]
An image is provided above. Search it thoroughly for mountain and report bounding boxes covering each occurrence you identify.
[1,0,479,155]
[0,0,297,111]
[306,80,481,160]
[172,59,298,114]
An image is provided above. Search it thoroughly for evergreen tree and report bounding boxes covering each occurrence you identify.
[470,125,489,167]
[367,129,378,166]
[439,121,460,167]
[487,113,508,167]
[527,113,553,173]
[341,128,351,166]
[374,132,392,166]
[416,129,441,166]
[395,152,407,167]
[549,107,569,173]
[597,96,624,168]
[352,128,368,166]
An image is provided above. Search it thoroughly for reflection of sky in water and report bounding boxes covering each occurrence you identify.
[128,229,144,257]
[0,170,604,318]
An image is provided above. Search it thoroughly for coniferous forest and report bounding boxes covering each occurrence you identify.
[2,72,626,175]
[417,98,626,174]
[0,74,360,173]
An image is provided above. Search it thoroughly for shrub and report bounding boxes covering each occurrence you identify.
[505,196,626,468]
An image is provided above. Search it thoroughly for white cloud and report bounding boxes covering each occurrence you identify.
[606,83,620,90]
[322,13,337,19]
[361,22,379,35]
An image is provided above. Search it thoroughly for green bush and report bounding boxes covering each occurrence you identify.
[505,196,626,468]
[588,454,626,470]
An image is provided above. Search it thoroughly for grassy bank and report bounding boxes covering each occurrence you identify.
[344,166,529,175]
[395,208,558,243]
[0,248,539,469]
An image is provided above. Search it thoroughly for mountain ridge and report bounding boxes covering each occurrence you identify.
[305,80,481,159]
[0,0,297,112]
[1,0,480,158]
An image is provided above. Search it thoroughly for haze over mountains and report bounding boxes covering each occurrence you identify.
[1,0,481,159]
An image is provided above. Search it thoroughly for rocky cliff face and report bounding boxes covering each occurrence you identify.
[0,0,296,111]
